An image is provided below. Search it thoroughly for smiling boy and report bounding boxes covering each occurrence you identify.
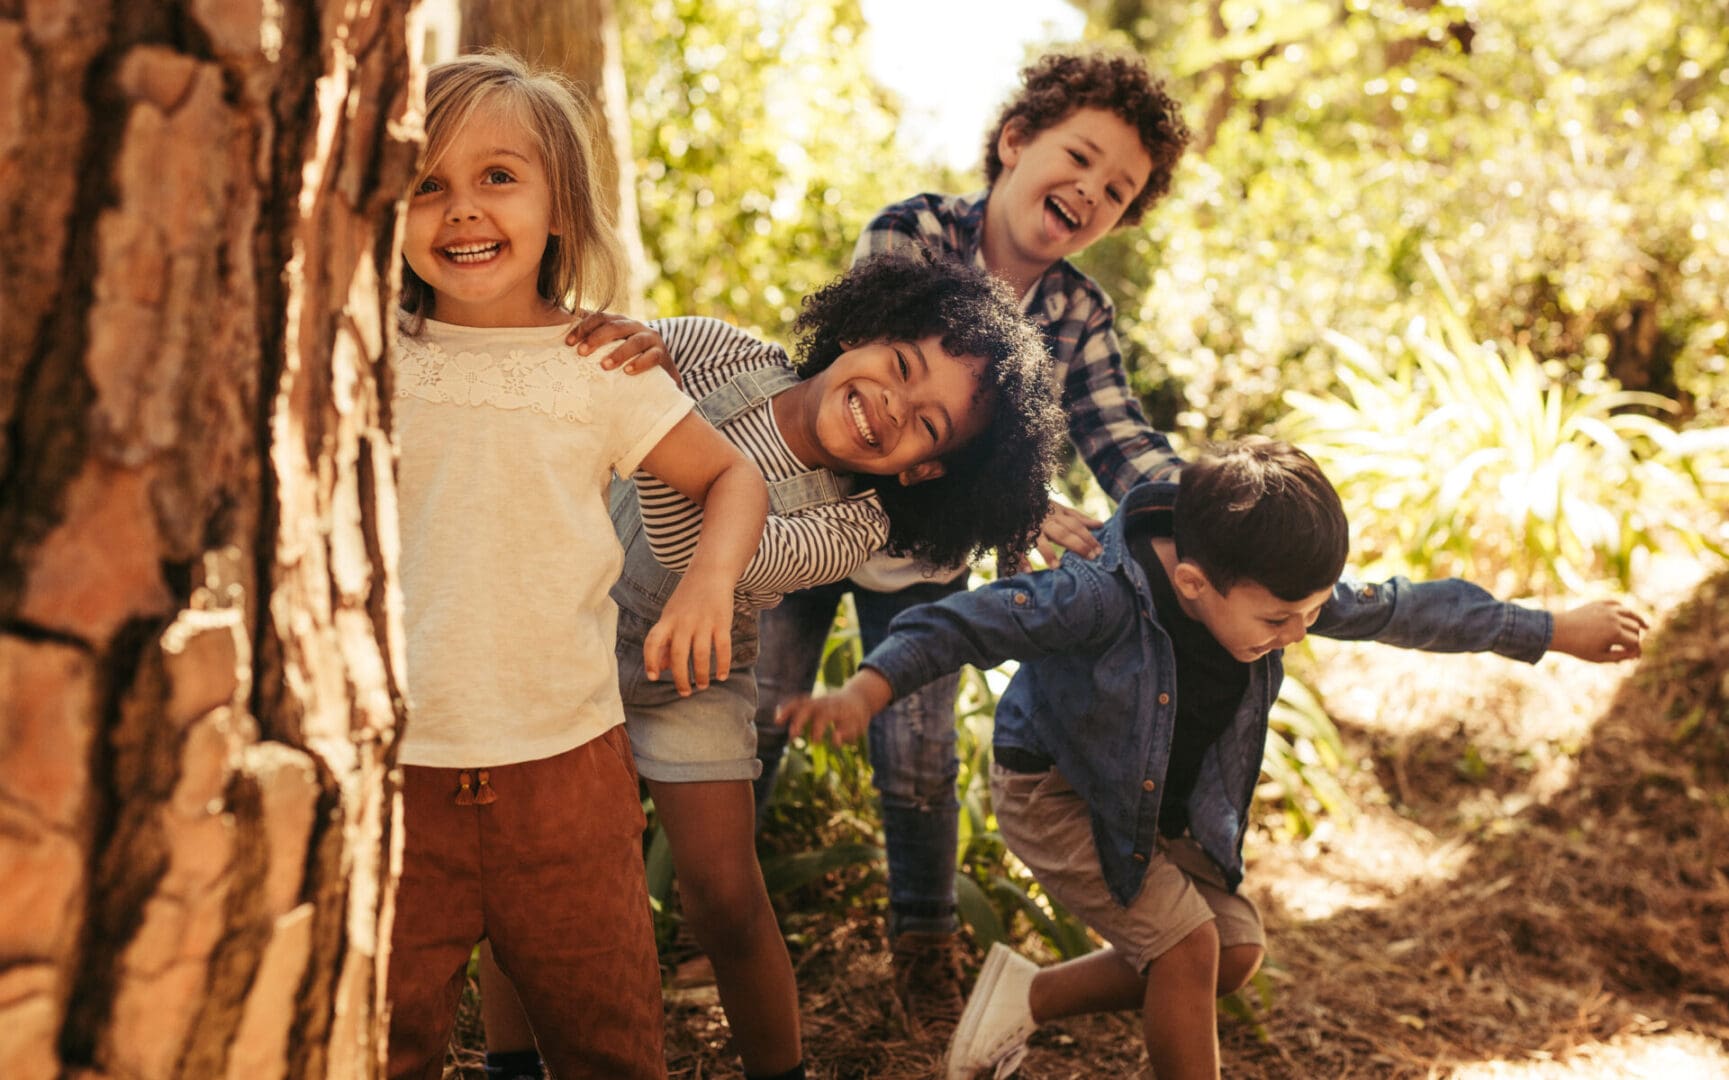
[747,50,1195,1026]
[777,438,1648,1079]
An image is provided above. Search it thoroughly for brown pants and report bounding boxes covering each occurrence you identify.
[386,727,666,1080]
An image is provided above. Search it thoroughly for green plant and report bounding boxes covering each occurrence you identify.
[1281,255,1728,594]
[1259,664,1354,841]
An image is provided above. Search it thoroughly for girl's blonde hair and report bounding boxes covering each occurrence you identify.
[400,51,625,324]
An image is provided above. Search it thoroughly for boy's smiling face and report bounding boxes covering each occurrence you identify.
[1170,559,1333,663]
[988,107,1154,276]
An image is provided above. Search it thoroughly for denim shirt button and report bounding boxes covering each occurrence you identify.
[1013,592,1028,606]
[1132,851,1147,863]
[1359,585,1375,599]
[1142,779,1156,792]
[1157,692,1170,705]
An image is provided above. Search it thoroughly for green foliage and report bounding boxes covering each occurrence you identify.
[1257,662,1353,840]
[618,0,950,340]
[1279,278,1729,594]
[1071,0,1729,439]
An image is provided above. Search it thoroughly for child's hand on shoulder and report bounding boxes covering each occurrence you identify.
[644,573,734,695]
[568,310,678,384]
[1026,500,1104,570]
[1549,599,1648,663]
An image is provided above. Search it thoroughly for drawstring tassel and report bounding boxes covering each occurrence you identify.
[455,770,476,806]
[475,769,497,804]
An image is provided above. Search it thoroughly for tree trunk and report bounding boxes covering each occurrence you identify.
[0,2,417,1078]
[460,0,651,315]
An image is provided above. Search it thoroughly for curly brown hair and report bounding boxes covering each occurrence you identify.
[792,251,1066,568]
[983,50,1190,228]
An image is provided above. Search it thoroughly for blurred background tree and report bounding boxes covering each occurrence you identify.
[616,0,955,333]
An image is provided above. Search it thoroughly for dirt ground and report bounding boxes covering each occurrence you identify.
[449,565,1729,1078]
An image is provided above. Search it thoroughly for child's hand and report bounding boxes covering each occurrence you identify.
[568,310,678,383]
[775,670,892,745]
[1549,599,1648,662]
[1010,500,1104,572]
[643,575,734,695]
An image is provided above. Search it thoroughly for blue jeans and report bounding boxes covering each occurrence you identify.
[752,575,969,936]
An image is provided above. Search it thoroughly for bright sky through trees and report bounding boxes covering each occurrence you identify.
[859,0,1085,169]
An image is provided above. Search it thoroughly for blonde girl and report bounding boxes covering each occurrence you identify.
[385,52,767,1080]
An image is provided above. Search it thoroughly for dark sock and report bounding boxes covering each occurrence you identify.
[484,1049,544,1080]
[745,1065,807,1080]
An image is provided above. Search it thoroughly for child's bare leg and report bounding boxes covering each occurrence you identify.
[1026,947,1145,1020]
[1217,943,1265,996]
[650,777,802,1075]
[1026,935,1264,1023]
[1140,921,1221,1080]
[478,941,538,1055]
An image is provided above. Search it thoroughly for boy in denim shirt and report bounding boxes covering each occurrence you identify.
[777,438,1646,1080]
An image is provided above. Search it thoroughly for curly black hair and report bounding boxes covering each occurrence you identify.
[792,251,1065,568]
[983,50,1190,228]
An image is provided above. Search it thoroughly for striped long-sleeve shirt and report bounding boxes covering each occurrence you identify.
[632,316,890,610]
[856,191,1182,501]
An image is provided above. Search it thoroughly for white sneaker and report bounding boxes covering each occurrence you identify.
[945,942,1040,1080]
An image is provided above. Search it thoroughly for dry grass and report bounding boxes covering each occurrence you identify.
[448,566,1729,1078]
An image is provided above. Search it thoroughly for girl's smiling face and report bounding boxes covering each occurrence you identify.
[786,335,994,485]
[404,102,564,327]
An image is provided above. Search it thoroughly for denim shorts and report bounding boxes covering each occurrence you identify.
[992,763,1264,971]
[616,604,763,784]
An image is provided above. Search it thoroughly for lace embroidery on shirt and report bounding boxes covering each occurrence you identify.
[396,335,599,423]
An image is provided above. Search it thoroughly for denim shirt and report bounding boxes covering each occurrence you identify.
[862,482,1554,906]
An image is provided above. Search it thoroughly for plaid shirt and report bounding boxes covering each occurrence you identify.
[855,191,1182,501]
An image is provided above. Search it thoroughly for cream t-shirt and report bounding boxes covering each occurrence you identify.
[394,317,693,767]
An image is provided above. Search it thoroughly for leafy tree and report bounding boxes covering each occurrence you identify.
[1070,0,1729,439]
[616,0,952,337]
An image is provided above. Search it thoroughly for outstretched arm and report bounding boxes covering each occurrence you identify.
[776,668,894,745]
[635,414,769,694]
[568,310,678,383]
[1548,599,1647,662]
[783,565,1134,746]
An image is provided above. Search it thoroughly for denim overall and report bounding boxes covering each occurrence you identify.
[608,365,856,781]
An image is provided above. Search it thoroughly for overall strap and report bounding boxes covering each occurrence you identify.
[767,469,856,516]
[695,365,801,428]
[692,366,858,516]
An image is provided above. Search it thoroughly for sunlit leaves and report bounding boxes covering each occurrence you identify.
[1281,294,1727,594]
[1071,0,1729,438]
[620,0,942,338]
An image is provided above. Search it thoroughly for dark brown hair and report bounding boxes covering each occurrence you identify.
[1174,438,1349,600]
[983,50,1190,228]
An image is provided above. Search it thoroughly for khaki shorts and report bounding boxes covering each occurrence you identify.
[991,763,1264,973]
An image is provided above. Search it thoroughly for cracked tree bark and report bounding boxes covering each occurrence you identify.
[1,2,418,1078]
